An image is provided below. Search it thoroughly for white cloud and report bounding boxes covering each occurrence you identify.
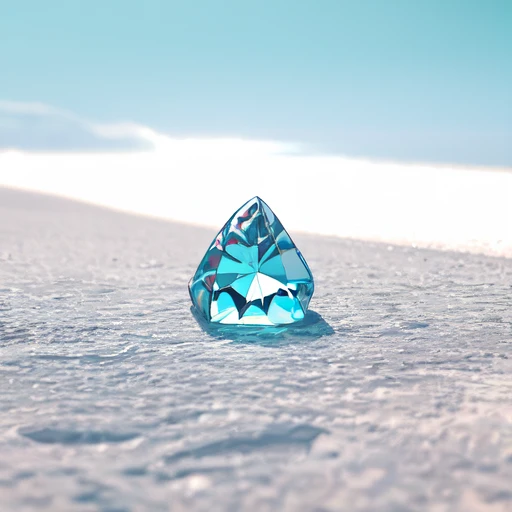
[0,100,60,116]
[0,100,154,151]
[0,100,295,155]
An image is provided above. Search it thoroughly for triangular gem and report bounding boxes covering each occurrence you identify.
[189,197,314,325]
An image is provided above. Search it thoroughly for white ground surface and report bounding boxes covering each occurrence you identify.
[1,187,512,512]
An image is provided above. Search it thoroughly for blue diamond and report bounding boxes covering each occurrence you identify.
[189,197,315,325]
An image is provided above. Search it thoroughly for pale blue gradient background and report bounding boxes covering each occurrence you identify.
[1,0,511,164]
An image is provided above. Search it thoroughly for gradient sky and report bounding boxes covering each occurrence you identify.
[1,0,511,165]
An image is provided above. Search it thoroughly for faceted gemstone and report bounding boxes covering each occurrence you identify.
[189,197,314,325]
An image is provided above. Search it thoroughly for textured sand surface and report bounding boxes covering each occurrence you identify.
[1,187,512,512]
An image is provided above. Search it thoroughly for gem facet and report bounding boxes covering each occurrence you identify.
[189,197,314,325]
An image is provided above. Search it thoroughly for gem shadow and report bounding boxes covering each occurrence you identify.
[191,306,334,346]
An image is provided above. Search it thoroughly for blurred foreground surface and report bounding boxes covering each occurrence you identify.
[0,187,511,512]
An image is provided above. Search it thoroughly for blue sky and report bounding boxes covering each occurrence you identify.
[1,0,511,165]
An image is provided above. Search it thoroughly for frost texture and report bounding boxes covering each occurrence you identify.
[1,188,511,512]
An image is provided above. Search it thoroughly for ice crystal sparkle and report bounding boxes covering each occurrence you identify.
[189,197,314,325]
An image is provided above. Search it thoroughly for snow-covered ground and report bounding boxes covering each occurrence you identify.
[1,187,511,511]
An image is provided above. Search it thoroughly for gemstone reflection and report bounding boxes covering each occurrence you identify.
[189,197,314,325]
